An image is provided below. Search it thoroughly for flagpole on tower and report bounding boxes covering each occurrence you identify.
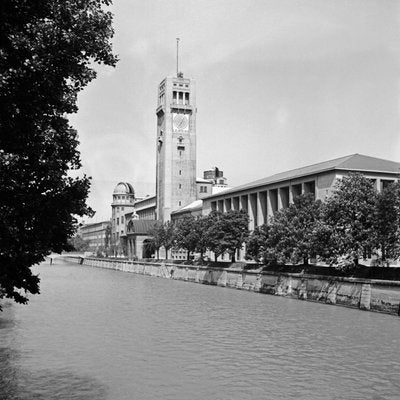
[176,37,180,77]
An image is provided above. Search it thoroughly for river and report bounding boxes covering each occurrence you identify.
[0,260,399,400]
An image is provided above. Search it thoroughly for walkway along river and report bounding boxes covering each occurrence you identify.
[65,256,400,316]
[1,260,399,400]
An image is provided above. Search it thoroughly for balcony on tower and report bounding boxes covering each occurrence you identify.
[171,90,193,111]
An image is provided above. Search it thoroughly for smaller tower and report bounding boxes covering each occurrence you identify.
[111,182,135,253]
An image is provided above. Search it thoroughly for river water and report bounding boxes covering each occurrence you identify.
[1,260,399,400]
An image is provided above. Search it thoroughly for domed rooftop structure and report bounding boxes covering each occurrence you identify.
[113,182,134,196]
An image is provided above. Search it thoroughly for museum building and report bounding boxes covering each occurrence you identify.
[81,69,400,260]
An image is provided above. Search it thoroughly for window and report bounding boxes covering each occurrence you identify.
[203,186,207,193]
[179,170,182,175]
[199,186,203,193]
[121,207,124,211]
[179,201,181,206]
[179,184,181,189]
[117,218,119,225]
[121,216,124,223]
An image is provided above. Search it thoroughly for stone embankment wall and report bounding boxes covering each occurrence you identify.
[63,256,400,316]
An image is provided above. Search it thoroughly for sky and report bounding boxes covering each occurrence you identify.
[68,0,400,223]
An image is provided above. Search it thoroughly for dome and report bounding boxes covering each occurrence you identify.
[113,182,135,196]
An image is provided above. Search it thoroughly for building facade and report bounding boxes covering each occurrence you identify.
[202,154,400,234]
[79,220,110,253]
[104,67,400,262]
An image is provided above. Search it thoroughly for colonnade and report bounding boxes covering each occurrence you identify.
[210,180,316,229]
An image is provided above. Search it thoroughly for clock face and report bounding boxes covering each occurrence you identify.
[173,113,189,132]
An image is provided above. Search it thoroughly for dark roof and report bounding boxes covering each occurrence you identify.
[127,219,160,235]
[204,154,400,199]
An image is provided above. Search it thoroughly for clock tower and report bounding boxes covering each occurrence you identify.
[155,73,197,222]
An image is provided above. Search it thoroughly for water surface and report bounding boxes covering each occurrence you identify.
[1,260,399,399]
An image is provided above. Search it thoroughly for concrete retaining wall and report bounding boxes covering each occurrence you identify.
[63,256,400,316]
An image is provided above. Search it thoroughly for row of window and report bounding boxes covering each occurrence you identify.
[115,195,132,201]
[173,82,189,88]
[173,91,190,105]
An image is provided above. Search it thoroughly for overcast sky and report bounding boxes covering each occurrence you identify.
[69,0,400,222]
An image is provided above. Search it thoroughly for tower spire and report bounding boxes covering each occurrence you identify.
[176,38,183,78]
[176,37,180,77]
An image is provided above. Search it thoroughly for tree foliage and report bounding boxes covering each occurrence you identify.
[206,210,249,262]
[174,216,200,260]
[246,223,270,263]
[245,174,400,267]
[323,174,376,264]
[148,222,164,259]
[267,194,324,264]
[0,0,117,307]
[162,221,176,259]
[372,182,400,262]
[68,234,90,252]
[104,224,111,250]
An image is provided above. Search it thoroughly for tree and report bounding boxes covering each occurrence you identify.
[246,224,270,263]
[207,210,249,262]
[194,216,212,261]
[267,194,324,265]
[162,221,176,260]
[323,174,376,265]
[0,0,117,307]
[206,211,228,262]
[174,216,199,260]
[68,234,90,252]
[104,224,111,254]
[148,222,164,259]
[372,182,400,262]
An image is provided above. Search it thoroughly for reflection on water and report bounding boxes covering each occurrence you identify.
[1,260,400,400]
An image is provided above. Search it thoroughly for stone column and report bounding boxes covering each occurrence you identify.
[267,190,273,222]
[277,187,283,210]
[249,194,257,231]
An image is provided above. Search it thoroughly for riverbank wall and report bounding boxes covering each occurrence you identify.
[62,256,400,316]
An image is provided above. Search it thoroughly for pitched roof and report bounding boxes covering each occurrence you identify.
[204,154,400,198]
[127,219,160,235]
[171,199,203,214]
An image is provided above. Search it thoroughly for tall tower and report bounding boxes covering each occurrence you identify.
[156,73,197,222]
